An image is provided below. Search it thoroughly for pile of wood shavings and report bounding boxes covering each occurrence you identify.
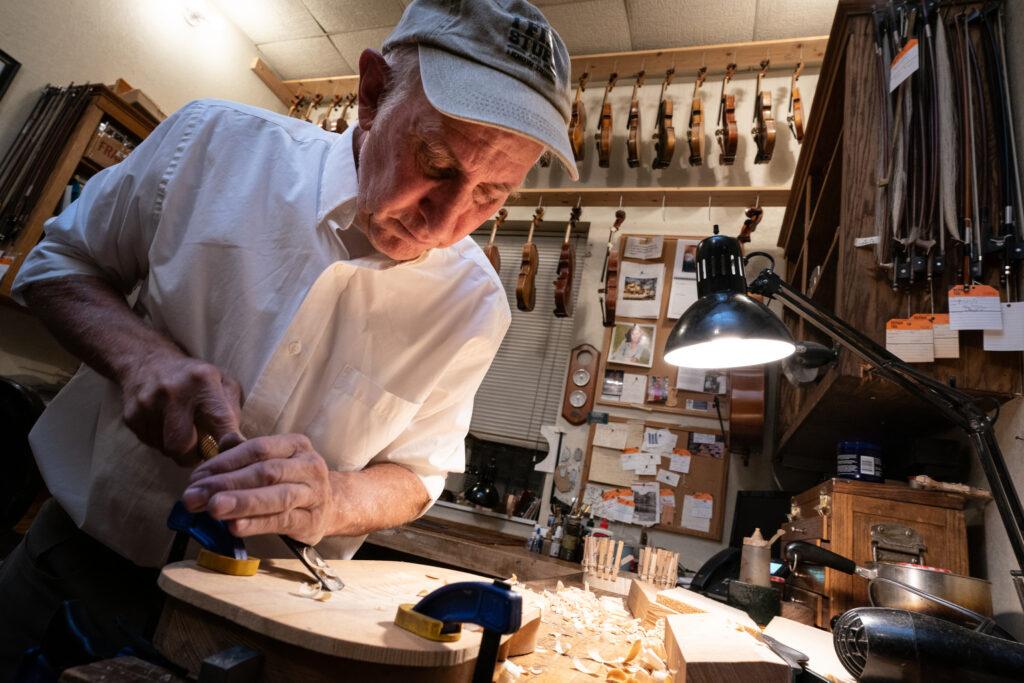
[499,581,674,682]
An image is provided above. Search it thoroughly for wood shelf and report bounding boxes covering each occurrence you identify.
[255,36,828,107]
[505,186,789,208]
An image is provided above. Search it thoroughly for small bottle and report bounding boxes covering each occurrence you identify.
[559,515,581,562]
[549,524,564,558]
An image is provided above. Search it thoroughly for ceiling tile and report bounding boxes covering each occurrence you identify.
[542,0,632,55]
[625,0,756,50]
[301,0,405,33]
[753,0,837,40]
[329,27,396,73]
[257,35,353,79]
[212,0,322,43]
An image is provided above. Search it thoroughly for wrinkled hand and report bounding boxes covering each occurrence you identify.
[119,350,243,466]
[181,434,335,545]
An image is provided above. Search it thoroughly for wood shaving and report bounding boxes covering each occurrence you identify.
[416,589,430,597]
[297,581,330,601]
[497,659,523,683]
[425,573,441,580]
[572,657,602,675]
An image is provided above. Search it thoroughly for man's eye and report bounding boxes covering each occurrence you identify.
[423,163,457,181]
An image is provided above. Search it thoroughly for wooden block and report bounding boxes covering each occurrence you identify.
[664,613,789,683]
[626,579,679,628]
[763,617,855,683]
[656,587,760,634]
[60,656,184,682]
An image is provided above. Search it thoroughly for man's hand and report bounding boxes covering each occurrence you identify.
[119,350,244,466]
[181,434,335,545]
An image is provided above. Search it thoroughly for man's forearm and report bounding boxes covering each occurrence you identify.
[327,463,431,536]
[23,275,184,383]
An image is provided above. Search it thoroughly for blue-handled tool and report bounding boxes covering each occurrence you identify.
[395,580,522,683]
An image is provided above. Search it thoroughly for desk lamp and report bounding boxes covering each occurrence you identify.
[664,230,1024,611]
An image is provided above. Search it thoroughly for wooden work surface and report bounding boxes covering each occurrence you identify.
[157,559,538,671]
[366,516,583,583]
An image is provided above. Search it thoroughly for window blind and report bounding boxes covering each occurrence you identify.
[468,231,585,449]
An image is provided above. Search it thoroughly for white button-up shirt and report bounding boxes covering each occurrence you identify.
[13,100,510,567]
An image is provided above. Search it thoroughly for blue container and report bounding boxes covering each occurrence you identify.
[836,441,883,483]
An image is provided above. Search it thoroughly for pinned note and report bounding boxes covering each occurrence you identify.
[593,423,629,450]
[948,285,1002,330]
[912,313,959,359]
[984,302,1024,351]
[656,469,681,487]
[659,488,677,525]
[669,452,692,473]
[620,373,648,405]
[681,493,714,533]
[885,318,935,363]
[643,427,678,454]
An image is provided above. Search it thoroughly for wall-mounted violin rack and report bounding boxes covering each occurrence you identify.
[253,35,829,108]
[504,186,789,208]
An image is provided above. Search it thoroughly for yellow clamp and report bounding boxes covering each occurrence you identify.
[197,548,260,576]
[394,604,462,642]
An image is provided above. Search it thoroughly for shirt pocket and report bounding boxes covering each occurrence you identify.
[304,365,421,471]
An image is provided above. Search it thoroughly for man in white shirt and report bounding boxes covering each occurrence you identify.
[0,0,578,673]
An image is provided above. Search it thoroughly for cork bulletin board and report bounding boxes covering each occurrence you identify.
[594,235,732,420]
[581,234,731,541]
[580,416,729,541]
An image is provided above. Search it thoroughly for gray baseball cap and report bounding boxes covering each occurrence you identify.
[383,0,578,180]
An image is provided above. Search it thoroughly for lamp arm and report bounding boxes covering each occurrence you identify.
[750,267,1024,590]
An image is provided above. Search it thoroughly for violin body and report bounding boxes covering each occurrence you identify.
[716,64,738,165]
[686,67,707,166]
[653,68,676,169]
[569,74,589,161]
[752,60,775,164]
[626,72,645,168]
[554,207,582,317]
[484,208,506,274]
[516,207,544,312]
[599,210,626,327]
[595,73,618,168]
[516,242,539,311]
[653,98,675,169]
[787,62,805,142]
[334,93,356,134]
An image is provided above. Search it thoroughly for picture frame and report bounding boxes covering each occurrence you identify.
[608,321,656,368]
[0,50,21,103]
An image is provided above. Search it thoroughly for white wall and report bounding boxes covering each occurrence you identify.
[0,0,285,384]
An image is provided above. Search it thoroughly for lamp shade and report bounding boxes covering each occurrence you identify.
[664,231,795,369]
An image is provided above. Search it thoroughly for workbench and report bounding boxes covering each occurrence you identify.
[364,516,583,583]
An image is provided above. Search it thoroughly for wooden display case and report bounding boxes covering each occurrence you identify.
[0,85,155,300]
[781,478,968,629]
[774,1,1020,474]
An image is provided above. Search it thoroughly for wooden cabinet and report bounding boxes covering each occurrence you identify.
[0,85,154,300]
[782,479,968,628]
[774,0,1020,472]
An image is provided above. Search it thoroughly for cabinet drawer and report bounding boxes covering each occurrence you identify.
[784,584,831,629]
[783,514,828,543]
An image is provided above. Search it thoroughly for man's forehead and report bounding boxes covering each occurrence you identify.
[418,111,541,163]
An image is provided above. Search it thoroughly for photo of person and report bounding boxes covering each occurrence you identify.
[703,373,721,394]
[622,276,658,300]
[608,322,656,368]
[647,376,669,404]
[673,239,700,279]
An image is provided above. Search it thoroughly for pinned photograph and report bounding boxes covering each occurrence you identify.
[647,376,669,404]
[616,261,664,318]
[608,322,656,368]
[602,369,624,400]
[673,240,699,279]
[623,276,658,301]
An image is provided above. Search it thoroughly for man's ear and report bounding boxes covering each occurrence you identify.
[357,49,390,130]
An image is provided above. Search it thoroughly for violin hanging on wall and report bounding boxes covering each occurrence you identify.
[652,68,676,169]
[687,66,707,166]
[334,93,357,134]
[626,70,646,168]
[752,59,776,164]
[553,205,583,318]
[319,95,343,131]
[716,63,738,165]
[569,72,589,162]
[599,209,626,327]
[483,208,506,274]
[515,207,544,312]
[595,71,618,168]
[787,61,804,142]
